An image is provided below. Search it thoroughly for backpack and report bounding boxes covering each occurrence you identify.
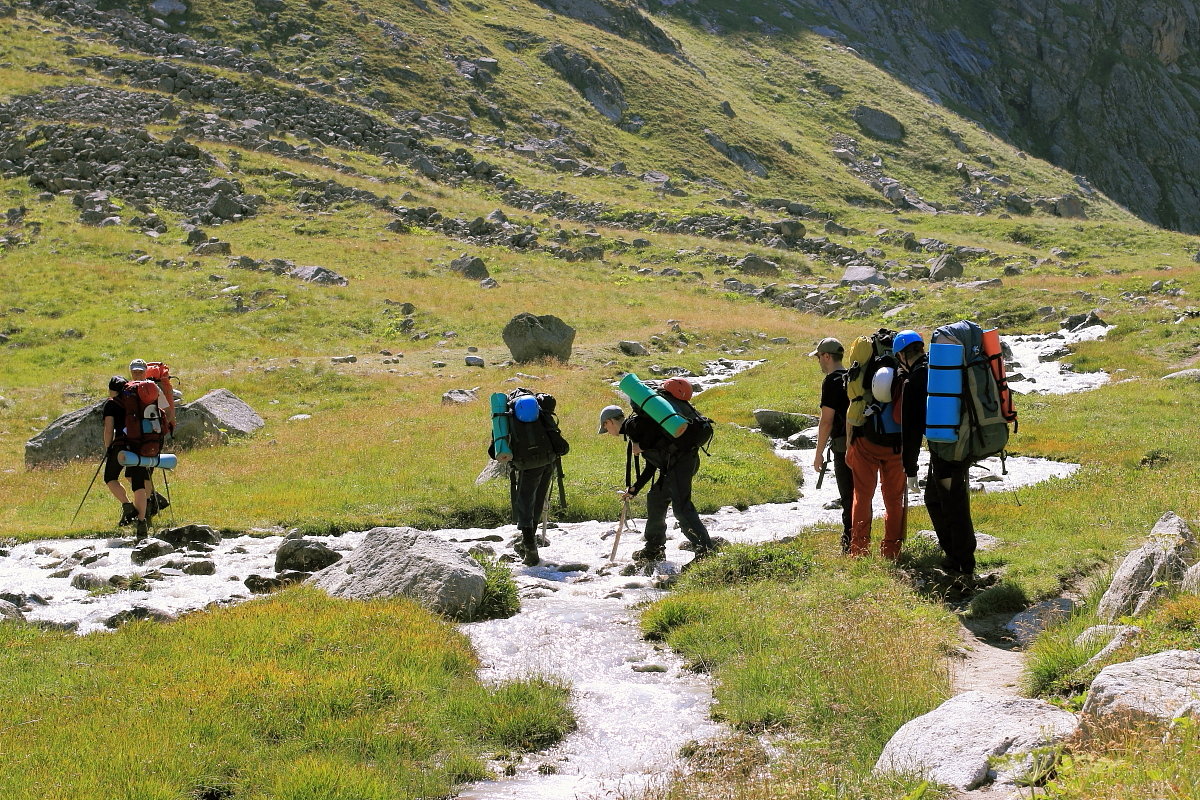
[143,361,176,417]
[844,328,899,437]
[661,391,714,454]
[119,379,164,457]
[627,390,714,475]
[502,388,569,471]
[927,320,1011,465]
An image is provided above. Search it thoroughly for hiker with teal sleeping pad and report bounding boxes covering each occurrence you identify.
[102,376,152,539]
[923,321,1017,580]
[489,388,569,566]
[600,376,717,566]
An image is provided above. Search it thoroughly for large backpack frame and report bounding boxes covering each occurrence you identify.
[928,321,1011,465]
[845,328,898,431]
[119,380,164,457]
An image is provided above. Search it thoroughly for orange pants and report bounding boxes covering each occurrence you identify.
[845,437,907,560]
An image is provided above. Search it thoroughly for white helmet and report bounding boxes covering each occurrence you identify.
[871,366,895,403]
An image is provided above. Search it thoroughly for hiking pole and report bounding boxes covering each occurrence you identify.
[161,466,176,528]
[70,452,108,525]
[815,443,833,490]
[608,496,630,563]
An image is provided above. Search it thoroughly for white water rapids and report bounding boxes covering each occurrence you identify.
[0,327,1111,799]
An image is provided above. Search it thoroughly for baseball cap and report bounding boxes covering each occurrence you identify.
[807,337,844,357]
[597,405,625,434]
[129,358,148,372]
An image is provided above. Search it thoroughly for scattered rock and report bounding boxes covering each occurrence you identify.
[24,401,106,467]
[156,524,222,548]
[874,691,1078,790]
[1004,598,1076,646]
[1082,650,1200,727]
[464,355,486,367]
[752,409,819,438]
[331,355,358,364]
[1062,310,1107,331]
[449,254,490,279]
[840,265,890,287]
[619,341,649,356]
[1096,511,1195,621]
[70,572,108,591]
[287,265,348,286]
[0,598,25,622]
[131,538,176,566]
[105,605,176,628]
[850,105,905,141]
[274,538,342,573]
[734,254,780,276]
[182,560,216,576]
[309,527,486,621]
[442,388,479,405]
[928,254,964,281]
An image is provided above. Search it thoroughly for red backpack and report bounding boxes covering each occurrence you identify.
[120,380,164,457]
[143,361,176,417]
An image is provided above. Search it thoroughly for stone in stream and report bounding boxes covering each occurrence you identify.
[1096,511,1195,621]
[0,598,25,622]
[1081,650,1200,727]
[156,524,222,548]
[874,691,1079,790]
[105,605,176,628]
[131,538,176,566]
[752,409,819,438]
[274,538,342,572]
[309,527,486,621]
[1003,598,1076,646]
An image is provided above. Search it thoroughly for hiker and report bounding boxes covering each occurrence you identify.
[844,330,926,560]
[811,337,854,553]
[102,376,149,539]
[488,390,569,566]
[599,377,717,565]
[128,358,174,520]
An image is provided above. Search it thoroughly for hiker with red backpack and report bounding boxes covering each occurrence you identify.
[129,358,175,521]
[102,376,152,539]
[599,376,718,566]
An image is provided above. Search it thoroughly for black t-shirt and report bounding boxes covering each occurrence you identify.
[102,398,126,444]
[820,368,849,443]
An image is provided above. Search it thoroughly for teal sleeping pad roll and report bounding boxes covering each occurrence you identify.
[490,392,512,460]
[926,342,963,442]
[619,373,688,437]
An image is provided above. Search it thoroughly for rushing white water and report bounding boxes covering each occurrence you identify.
[0,333,1108,799]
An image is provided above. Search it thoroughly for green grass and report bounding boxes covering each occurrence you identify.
[0,587,573,799]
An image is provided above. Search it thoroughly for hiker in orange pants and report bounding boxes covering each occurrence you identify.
[845,437,908,559]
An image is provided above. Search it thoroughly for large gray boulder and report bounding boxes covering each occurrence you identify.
[1097,512,1196,621]
[310,527,486,621]
[1162,368,1200,382]
[850,105,905,141]
[173,389,264,447]
[502,313,575,363]
[840,265,890,287]
[752,409,819,438]
[25,401,106,467]
[1082,650,1200,725]
[874,691,1079,790]
[928,254,964,281]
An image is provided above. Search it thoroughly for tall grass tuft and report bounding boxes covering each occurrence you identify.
[473,551,521,620]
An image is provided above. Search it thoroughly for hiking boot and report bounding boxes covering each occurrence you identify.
[632,545,666,563]
[520,529,540,567]
[118,502,137,527]
[134,518,148,541]
[147,491,169,520]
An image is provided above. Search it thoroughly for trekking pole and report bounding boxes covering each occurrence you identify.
[608,496,630,563]
[162,466,177,528]
[70,452,108,525]
[815,443,833,490]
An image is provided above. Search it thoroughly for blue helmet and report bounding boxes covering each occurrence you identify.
[893,329,923,355]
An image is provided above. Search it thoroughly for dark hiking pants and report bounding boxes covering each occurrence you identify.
[513,462,555,532]
[643,450,713,552]
[924,454,976,574]
[833,449,854,554]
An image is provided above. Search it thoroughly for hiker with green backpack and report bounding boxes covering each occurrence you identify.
[599,376,718,566]
[489,388,569,566]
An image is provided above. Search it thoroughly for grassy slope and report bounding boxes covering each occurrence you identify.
[2,1,1200,797]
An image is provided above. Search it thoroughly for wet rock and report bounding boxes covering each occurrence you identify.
[1062,310,1107,331]
[1082,650,1200,726]
[173,389,263,447]
[0,599,26,621]
[130,539,175,565]
[70,572,109,591]
[310,527,486,621]
[619,341,649,356]
[275,538,341,573]
[105,605,176,628]
[182,559,216,576]
[874,691,1079,790]
[156,524,221,548]
[245,574,284,594]
[502,313,575,363]
[1097,511,1196,621]
[752,409,818,438]
[1004,598,1076,646]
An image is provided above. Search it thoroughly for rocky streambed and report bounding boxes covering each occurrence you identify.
[0,329,1110,797]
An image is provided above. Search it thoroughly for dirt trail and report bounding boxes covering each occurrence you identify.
[950,613,1025,696]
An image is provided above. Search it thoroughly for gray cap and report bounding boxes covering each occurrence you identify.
[597,404,625,434]
[129,358,148,371]
[807,337,844,357]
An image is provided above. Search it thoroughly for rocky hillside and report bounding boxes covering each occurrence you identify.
[665,0,1200,233]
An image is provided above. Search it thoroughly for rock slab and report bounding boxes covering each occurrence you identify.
[309,527,485,621]
[1082,649,1200,725]
[1097,511,1196,621]
[874,691,1079,790]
